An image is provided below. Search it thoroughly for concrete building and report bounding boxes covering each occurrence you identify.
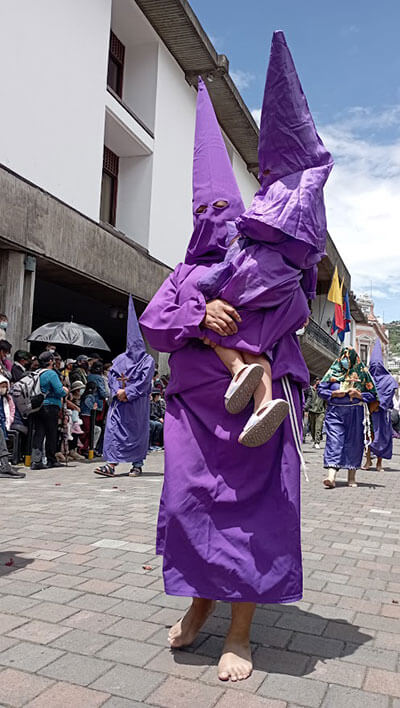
[0,0,259,354]
[355,294,389,364]
[0,0,354,379]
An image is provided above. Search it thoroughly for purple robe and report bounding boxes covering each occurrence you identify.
[318,382,376,469]
[140,265,308,603]
[369,340,398,460]
[103,297,154,464]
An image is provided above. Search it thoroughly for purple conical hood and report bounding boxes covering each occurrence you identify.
[126,296,146,358]
[236,31,334,267]
[185,77,245,265]
[369,339,398,410]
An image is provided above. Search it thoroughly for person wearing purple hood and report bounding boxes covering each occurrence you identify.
[94,297,154,478]
[196,31,333,446]
[139,35,317,683]
[362,340,398,472]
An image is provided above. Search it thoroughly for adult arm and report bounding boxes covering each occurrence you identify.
[139,265,207,353]
[300,265,318,301]
[48,370,67,399]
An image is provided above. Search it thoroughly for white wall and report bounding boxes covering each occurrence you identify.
[232,151,259,207]
[116,154,153,248]
[0,0,111,220]
[148,44,196,267]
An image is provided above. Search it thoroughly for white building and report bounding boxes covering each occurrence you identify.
[0,0,259,352]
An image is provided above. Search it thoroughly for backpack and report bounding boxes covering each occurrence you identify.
[11,369,47,417]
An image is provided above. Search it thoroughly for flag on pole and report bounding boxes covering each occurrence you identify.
[338,290,351,343]
[327,266,343,305]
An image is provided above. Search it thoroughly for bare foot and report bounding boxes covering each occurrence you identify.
[218,638,253,681]
[168,598,215,648]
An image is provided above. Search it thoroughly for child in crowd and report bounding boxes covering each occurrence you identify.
[79,381,100,455]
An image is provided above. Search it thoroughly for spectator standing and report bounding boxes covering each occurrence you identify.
[152,370,164,394]
[31,351,68,470]
[150,389,164,449]
[11,350,31,383]
[30,356,40,371]
[0,341,12,379]
[79,381,101,454]
[0,427,25,478]
[304,378,325,449]
[70,355,89,387]
[0,375,15,439]
[0,314,9,341]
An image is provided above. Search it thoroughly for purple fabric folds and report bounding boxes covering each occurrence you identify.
[140,266,308,602]
[103,297,154,464]
[236,31,334,269]
[369,339,398,459]
[185,78,244,266]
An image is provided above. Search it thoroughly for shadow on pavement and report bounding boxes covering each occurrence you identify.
[0,551,34,577]
[170,603,373,677]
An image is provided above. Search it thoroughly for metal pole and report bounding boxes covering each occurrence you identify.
[88,409,96,460]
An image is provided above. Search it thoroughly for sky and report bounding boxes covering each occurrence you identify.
[190,0,400,322]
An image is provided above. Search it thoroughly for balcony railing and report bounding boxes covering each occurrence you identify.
[305,318,340,357]
[107,86,155,139]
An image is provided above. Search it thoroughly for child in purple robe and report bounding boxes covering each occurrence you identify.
[188,32,333,447]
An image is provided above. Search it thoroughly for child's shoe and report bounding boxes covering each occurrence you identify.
[224,364,264,414]
[238,399,289,447]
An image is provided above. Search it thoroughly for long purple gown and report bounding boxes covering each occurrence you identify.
[140,268,308,602]
[103,297,154,464]
[318,382,376,470]
[369,340,398,460]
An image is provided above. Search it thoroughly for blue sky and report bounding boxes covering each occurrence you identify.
[190,0,400,322]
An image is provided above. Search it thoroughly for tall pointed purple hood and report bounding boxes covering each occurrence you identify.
[236,31,334,268]
[111,296,153,383]
[185,77,244,265]
[369,339,398,410]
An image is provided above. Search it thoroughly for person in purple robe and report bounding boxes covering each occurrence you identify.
[318,346,378,488]
[94,297,154,478]
[362,339,398,472]
[138,31,326,684]
[195,31,333,447]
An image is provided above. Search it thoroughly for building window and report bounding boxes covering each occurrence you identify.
[360,344,368,364]
[107,30,125,98]
[100,146,119,226]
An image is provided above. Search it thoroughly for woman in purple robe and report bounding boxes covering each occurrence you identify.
[139,32,328,683]
[318,346,378,488]
[362,340,398,472]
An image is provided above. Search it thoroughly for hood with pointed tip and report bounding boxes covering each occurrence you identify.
[110,297,153,381]
[236,30,334,267]
[185,77,244,266]
[369,339,398,410]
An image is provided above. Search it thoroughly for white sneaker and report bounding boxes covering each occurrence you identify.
[224,364,264,414]
[314,443,320,449]
[238,399,289,447]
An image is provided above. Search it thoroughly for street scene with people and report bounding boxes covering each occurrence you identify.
[1,1,400,706]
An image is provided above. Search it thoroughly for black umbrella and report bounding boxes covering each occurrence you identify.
[27,321,111,351]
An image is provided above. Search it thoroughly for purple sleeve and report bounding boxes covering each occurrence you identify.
[317,381,334,402]
[301,265,318,300]
[362,392,377,403]
[125,357,155,402]
[140,266,206,353]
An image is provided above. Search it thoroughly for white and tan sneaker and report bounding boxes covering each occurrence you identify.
[238,399,289,447]
[224,364,264,415]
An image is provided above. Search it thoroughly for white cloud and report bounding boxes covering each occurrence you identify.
[320,107,400,318]
[230,70,255,92]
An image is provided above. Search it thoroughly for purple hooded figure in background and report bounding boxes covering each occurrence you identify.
[369,339,398,462]
[96,297,154,478]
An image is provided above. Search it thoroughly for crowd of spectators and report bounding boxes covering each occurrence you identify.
[0,313,167,478]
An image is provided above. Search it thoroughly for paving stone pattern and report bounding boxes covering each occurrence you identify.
[0,442,399,707]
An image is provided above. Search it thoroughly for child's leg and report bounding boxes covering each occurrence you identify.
[213,345,245,377]
[241,352,272,411]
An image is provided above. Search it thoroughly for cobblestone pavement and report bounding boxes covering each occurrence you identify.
[0,441,400,707]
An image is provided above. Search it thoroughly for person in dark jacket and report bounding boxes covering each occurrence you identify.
[304,378,325,448]
[69,355,89,387]
[11,350,31,383]
[149,390,164,448]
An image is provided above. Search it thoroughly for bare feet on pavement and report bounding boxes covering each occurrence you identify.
[218,636,253,682]
[168,598,216,648]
